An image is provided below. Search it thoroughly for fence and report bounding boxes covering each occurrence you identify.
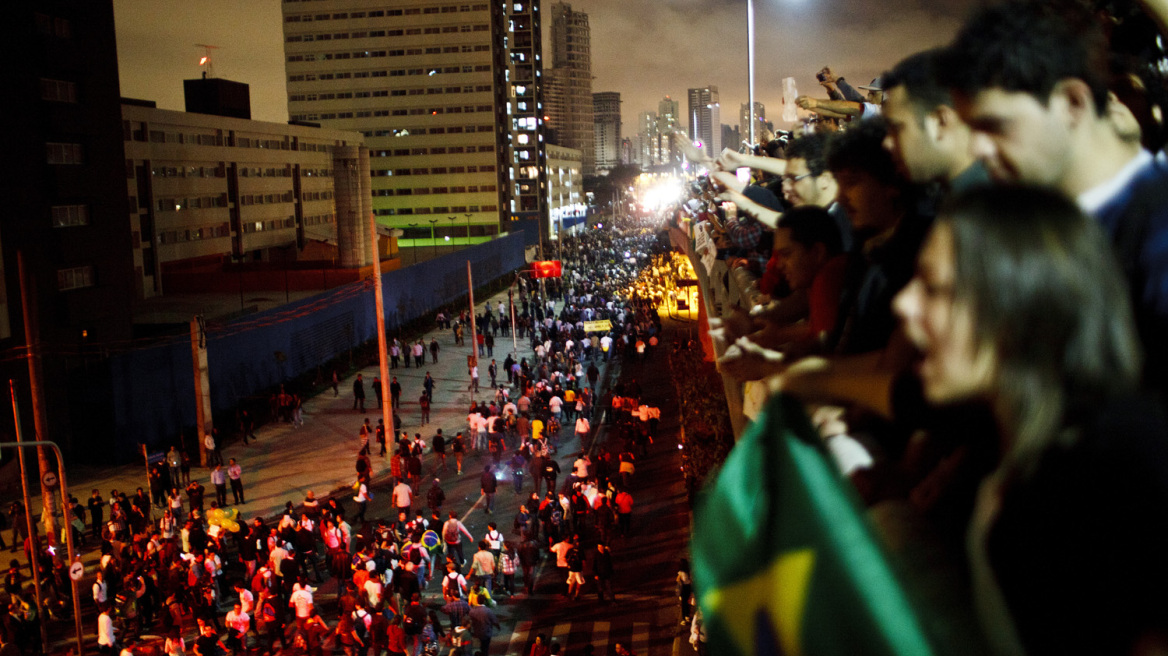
[103,232,526,462]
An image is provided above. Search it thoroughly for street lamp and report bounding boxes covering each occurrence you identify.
[747,0,756,146]
[427,219,439,258]
[406,223,419,265]
[445,216,458,252]
[464,212,473,244]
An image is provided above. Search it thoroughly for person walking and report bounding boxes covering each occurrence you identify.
[469,364,480,395]
[353,374,366,413]
[372,376,384,410]
[442,512,474,567]
[430,338,440,363]
[390,377,402,409]
[468,597,501,655]
[423,372,435,402]
[479,465,498,515]
[166,447,181,485]
[211,464,228,507]
[419,394,431,425]
[452,432,466,475]
[227,458,245,505]
[204,431,221,467]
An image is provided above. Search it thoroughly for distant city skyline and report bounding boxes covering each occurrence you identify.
[113,0,978,146]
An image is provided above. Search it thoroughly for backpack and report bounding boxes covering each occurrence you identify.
[443,521,459,544]
[403,606,425,635]
[566,546,582,570]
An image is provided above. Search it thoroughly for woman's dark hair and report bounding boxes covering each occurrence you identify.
[777,206,844,256]
[942,185,1141,476]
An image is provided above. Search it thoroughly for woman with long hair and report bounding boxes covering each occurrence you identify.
[894,186,1168,655]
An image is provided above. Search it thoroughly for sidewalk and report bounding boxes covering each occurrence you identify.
[22,288,539,529]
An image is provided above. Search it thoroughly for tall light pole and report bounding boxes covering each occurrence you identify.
[747,0,757,146]
[427,219,439,258]
[406,223,419,265]
[464,212,473,243]
[446,216,458,252]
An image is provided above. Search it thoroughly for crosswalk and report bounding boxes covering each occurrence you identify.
[498,620,654,656]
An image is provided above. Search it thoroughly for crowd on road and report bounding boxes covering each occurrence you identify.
[0,216,685,656]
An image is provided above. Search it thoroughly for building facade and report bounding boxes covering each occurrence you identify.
[686,86,721,159]
[739,101,766,146]
[592,91,621,173]
[122,101,368,298]
[2,1,140,457]
[548,2,595,175]
[281,0,549,245]
[546,144,584,241]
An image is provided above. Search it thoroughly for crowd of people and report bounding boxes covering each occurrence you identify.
[680,0,1168,653]
[0,216,687,656]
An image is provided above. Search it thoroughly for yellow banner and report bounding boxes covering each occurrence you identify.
[583,320,612,332]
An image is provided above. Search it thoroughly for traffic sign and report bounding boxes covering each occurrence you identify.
[42,471,58,489]
[69,560,84,581]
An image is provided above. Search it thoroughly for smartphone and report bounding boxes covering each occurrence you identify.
[816,72,827,82]
[735,167,751,185]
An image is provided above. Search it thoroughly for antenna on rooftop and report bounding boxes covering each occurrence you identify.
[195,44,220,79]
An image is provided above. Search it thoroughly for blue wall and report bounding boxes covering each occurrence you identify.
[107,233,526,461]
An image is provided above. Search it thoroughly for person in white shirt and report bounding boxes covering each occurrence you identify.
[93,570,108,605]
[97,606,116,655]
[392,480,413,516]
[224,602,250,651]
[289,582,314,627]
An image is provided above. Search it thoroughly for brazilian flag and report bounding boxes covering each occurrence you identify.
[692,394,947,656]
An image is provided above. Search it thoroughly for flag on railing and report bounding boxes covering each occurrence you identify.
[691,394,937,656]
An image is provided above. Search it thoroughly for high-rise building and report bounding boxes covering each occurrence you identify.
[722,124,740,155]
[687,86,721,159]
[549,2,595,174]
[281,0,548,244]
[739,101,766,146]
[2,1,138,457]
[637,111,658,167]
[657,96,680,165]
[593,92,621,172]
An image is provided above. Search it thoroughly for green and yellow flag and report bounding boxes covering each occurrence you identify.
[692,394,938,656]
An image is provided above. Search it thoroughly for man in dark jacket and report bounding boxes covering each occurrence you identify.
[480,466,498,515]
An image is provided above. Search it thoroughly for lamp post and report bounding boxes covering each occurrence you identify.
[427,219,439,258]
[406,223,419,265]
[445,216,458,252]
[747,0,756,146]
[464,212,473,244]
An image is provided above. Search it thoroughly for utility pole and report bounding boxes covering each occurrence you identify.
[191,315,212,466]
[369,211,392,437]
[467,261,478,399]
[9,382,49,653]
[16,252,58,541]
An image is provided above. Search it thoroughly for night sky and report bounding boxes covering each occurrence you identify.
[113,0,980,138]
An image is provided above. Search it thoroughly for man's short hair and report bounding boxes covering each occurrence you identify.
[825,119,900,186]
[882,49,953,121]
[942,1,1109,115]
[784,133,830,177]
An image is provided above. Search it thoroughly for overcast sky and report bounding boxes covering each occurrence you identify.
[113,0,979,136]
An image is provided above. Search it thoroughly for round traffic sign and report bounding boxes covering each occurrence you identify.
[42,471,58,489]
[69,560,84,581]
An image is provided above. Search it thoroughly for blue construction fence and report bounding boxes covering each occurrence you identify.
[105,232,526,462]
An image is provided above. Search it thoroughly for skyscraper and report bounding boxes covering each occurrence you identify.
[739,101,766,146]
[593,92,621,172]
[281,0,548,242]
[637,111,658,168]
[657,96,680,165]
[549,2,595,174]
[687,86,721,159]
